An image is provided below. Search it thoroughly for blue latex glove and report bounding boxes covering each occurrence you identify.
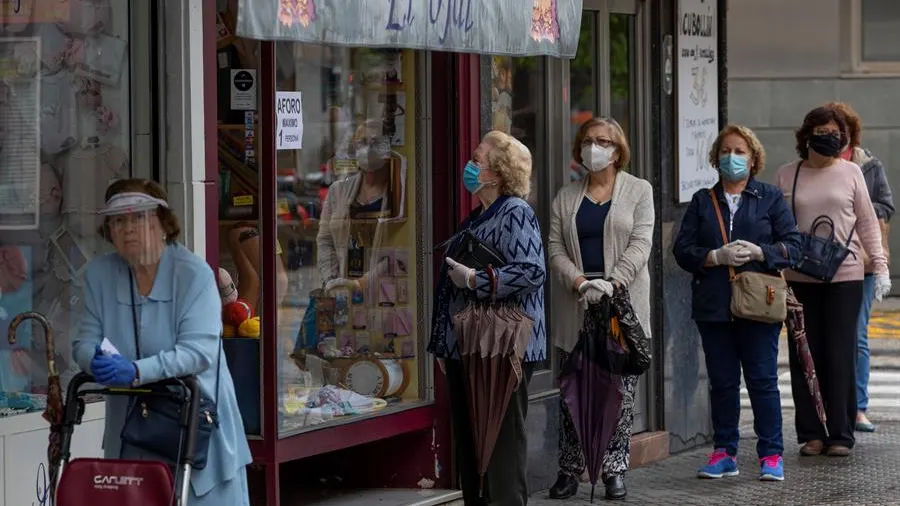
[92,351,137,387]
[89,344,106,379]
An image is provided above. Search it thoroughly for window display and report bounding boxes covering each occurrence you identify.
[0,1,132,418]
[273,44,424,436]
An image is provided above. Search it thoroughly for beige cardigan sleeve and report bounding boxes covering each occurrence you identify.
[548,189,583,291]
[609,180,655,286]
[316,186,341,282]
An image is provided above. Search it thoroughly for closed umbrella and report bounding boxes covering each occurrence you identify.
[9,312,62,504]
[785,287,828,437]
[559,301,624,503]
[452,266,534,496]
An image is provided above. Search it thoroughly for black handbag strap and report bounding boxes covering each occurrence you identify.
[791,161,856,246]
[129,273,221,404]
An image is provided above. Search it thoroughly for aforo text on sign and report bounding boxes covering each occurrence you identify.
[276,91,303,150]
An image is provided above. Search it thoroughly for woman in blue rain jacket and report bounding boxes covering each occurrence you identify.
[72,179,251,505]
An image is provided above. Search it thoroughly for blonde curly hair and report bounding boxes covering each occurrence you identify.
[483,130,533,199]
[708,124,766,177]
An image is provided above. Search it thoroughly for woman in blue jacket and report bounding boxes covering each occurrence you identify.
[72,179,251,505]
[673,125,801,483]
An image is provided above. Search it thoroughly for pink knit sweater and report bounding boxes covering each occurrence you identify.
[775,159,887,283]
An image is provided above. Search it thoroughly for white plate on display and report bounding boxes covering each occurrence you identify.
[343,357,407,398]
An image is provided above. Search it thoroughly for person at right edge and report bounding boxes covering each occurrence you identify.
[824,101,894,433]
[674,125,801,482]
[774,106,891,458]
[547,117,654,501]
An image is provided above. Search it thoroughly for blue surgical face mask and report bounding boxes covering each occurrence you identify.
[718,153,749,181]
[463,160,483,194]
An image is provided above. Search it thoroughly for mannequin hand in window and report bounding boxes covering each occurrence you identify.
[325,256,391,294]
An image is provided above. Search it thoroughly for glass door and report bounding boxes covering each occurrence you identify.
[569,0,651,433]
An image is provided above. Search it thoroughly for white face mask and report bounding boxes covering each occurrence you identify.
[581,145,616,172]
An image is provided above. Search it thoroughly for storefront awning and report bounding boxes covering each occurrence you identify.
[236,0,583,59]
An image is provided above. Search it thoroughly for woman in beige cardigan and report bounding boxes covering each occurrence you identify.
[547,117,654,501]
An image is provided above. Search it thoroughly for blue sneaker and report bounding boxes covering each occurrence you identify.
[697,449,739,479]
[759,455,784,481]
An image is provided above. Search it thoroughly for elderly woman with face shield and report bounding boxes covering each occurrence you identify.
[547,117,654,501]
[317,120,396,294]
[674,126,801,483]
[428,131,546,506]
[71,179,251,505]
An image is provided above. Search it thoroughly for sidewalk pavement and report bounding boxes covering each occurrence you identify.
[530,414,900,505]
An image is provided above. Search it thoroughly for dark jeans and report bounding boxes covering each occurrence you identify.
[446,359,534,506]
[788,281,862,448]
[696,319,784,458]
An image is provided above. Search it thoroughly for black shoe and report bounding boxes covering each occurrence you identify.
[548,473,579,500]
[604,475,627,500]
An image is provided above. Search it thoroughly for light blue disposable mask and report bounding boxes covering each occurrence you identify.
[463,160,483,194]
[719,153,749,181]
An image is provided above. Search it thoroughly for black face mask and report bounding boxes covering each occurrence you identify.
[809,133,843,158]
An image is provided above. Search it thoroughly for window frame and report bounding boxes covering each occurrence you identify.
[850,0,900,74]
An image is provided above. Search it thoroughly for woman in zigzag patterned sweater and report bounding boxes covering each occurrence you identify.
[429,130,546,506]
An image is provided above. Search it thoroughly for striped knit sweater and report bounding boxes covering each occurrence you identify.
[429,196,547,362]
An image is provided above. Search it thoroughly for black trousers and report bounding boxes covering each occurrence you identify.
[788,281,862,448]
[446,359,534,506]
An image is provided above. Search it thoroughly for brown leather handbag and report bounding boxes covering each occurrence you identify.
[709,190,788,324]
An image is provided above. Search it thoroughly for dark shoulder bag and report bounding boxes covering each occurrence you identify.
[119,274,221,470]
[790,161,856,282]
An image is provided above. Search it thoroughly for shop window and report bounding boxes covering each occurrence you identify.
[0,2,133,418]
[270,45,425,436]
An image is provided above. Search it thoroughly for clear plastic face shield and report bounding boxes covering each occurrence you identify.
[99,192,169,267]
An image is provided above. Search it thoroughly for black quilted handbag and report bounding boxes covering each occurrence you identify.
[791,162,855,282]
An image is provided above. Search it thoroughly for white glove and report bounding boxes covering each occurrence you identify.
[445,258,476,289]
[732,240,765,262]
[875,274,892,302]
[710,243,751,267]
[325,277,360,294]
[578,279,613,305]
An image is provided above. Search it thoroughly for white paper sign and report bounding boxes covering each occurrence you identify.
[275,91,303,150]
[100,337,121,356]
[230,69,257,110]
[677,0,719,203]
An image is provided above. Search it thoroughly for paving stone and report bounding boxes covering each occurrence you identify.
[529,418,900,505]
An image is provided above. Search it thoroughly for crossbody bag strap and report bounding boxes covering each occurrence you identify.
[708,189,736,281]
[129,273,141,360]
[791,161,802,218]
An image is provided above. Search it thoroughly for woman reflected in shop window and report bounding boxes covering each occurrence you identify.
[71,179,251,505]
[547,117,653,501]
[317,120,397,294]
[428,131,546,506]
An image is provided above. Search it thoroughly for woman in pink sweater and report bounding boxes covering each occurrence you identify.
[775,106,891,458]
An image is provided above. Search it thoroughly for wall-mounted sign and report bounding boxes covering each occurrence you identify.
[236,0,584,59]
[275,91,303,150]
[676,0,719,203]
[230,69,257,110]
